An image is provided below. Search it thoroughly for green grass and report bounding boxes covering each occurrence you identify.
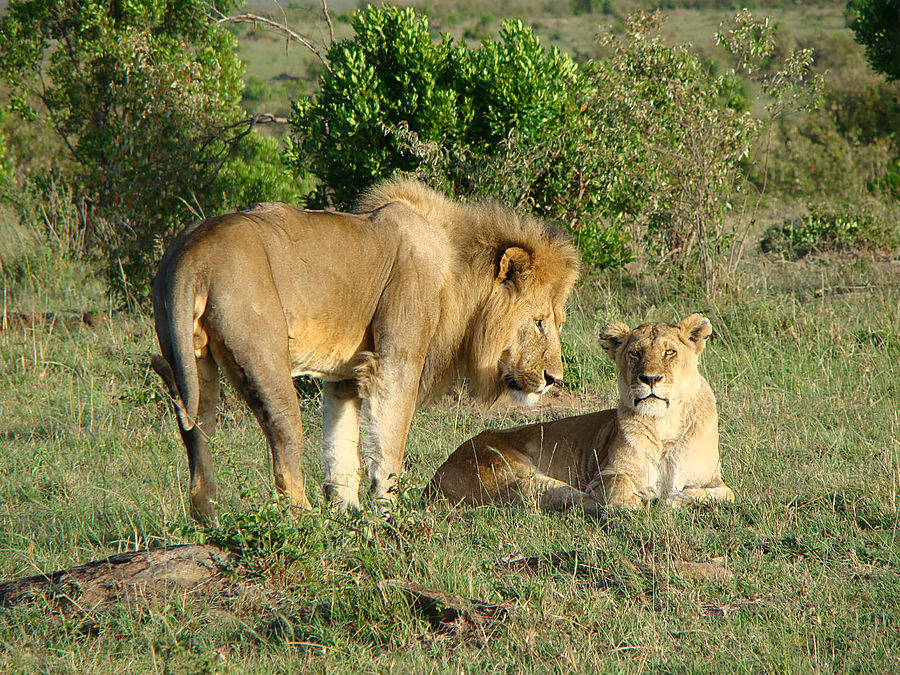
[1,194,899,671]
[1,1,897,670]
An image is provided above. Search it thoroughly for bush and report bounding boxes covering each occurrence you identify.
[849,0,900,80]
[289,7,819,290]
[760,64,900,205]
[0,0,302,302]
[288,5,463,209]
[760,203,900,257]
[288,6,632,269]
[570,10,817,291]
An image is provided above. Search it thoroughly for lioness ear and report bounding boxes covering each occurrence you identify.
[496,247,533,289]
[679,313,712,352]
[599,321,630,359]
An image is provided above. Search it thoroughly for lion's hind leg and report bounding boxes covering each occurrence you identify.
[431,441,600,514]
[152,353,220,524]
[430,441,531,507]
[207,297,312,514]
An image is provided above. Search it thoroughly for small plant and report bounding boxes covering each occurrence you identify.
[198,498,322,575]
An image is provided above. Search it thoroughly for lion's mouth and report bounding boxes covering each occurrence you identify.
[635,393,668,407]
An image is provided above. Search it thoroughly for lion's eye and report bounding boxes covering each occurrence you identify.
[629,350,640,360]
[664,348,676,358]
[535,319,546,334]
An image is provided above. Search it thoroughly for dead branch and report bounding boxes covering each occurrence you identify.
[212,11,331,73]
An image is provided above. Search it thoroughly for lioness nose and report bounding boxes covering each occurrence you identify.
[544,371,560,388]
[639,374,662,386]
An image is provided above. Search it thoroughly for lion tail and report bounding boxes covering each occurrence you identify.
[152,269,200,431]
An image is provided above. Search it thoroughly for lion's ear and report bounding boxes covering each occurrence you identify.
[599,321,630,359]
[679,313,712,352]
[495,247,533,289]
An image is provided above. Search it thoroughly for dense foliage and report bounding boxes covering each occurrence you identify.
[289,6,819,292]
[848,0,900,80]
[0,0,302,301]
[0,1,889,299]
[287,7,634,268]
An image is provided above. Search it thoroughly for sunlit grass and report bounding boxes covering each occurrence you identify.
[2,206,898,671]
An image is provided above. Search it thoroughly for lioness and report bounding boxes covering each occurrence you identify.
[152,179,579,522]
[429,314,734,511]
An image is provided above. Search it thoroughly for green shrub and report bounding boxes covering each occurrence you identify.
[289,7,818,291]
[574,9,818,292]
[760,203,900,257]
[849,0,900,80]
[216,133,310,210]
[0,0,301,303]
[760,65,899,205]
[288,5,463,209]
[288,6,632,269]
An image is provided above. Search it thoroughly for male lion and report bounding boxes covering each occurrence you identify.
[151,179,579,522]
[429,314,735,511]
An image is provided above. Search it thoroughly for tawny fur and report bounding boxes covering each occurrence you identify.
[152,178,579,522]
[429,314,735,512]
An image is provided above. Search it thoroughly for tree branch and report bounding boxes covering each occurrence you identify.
[210,9,331,73]
[321,0,335,45]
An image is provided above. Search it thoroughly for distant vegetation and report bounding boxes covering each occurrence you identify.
[0,0,897,297]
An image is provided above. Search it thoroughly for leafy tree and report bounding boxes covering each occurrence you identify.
[848,0,900,80]
[288,5,463,209]
[0,0,301,301]
[288,6,631,268]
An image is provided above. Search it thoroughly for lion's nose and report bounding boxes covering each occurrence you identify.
[639,374,662,386]
[543,371,560,388]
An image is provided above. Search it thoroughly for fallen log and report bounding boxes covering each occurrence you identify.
[0,544,236,612]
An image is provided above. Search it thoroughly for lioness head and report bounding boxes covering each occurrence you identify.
[599,313,712,417]
[469,239,579,406]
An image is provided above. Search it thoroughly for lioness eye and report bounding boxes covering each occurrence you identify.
[665,349,676,358]
[629,350,639,360]
[535,319,545,333]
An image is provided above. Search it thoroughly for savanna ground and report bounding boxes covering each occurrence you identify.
[2,203,899,671]
[1,1,900,672]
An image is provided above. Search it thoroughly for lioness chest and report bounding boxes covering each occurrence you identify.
[614,414,720,501]
[633,443,699,500]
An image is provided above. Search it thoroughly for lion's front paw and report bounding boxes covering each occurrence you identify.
[605,489,645,510]
[666,491,697,510]
[667,485,735,509]
[597,473,645,510]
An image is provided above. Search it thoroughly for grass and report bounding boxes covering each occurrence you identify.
[1,0,897,670]
[1,190,899,671]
